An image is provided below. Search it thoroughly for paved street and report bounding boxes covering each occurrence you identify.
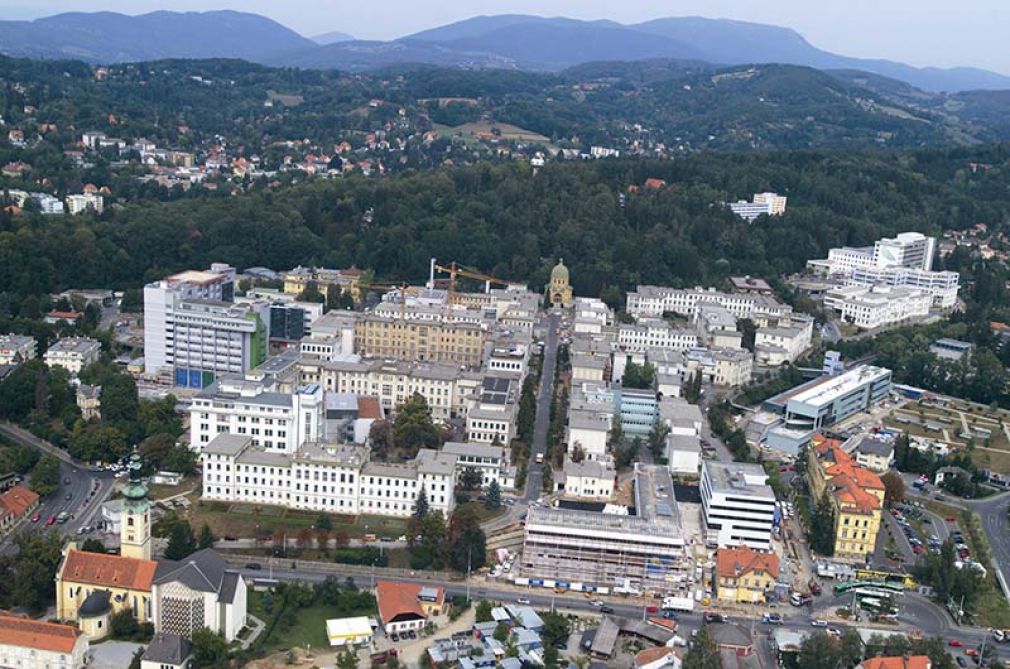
[0,422,115,544]
[524,311,559,501]
[226,560,1008,662]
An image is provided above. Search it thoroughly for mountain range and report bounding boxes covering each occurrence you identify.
[0,10,1008,94]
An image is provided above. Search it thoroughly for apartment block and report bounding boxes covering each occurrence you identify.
[555,459,616,500]
[441,442,516,490]
[824,285,931,330]
[353,314,485,366]
[282,265,362,300]
[466,376,519,445]
[626,286,791,320]
[617,319,699,353]
[44,337,101,376]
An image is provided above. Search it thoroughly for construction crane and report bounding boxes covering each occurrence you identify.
[357,281,410,321]
[430,259,525,309]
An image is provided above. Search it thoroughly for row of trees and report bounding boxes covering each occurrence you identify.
[407,491,487,573]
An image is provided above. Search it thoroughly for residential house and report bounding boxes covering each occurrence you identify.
[140,633,192,669]
[0,486,39,536]
[376,581,444,634]
[715,546,779,603]
[0,612,88,669]
[858,657,931,669]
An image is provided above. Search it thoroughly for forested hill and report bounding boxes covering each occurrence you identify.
[5,55,1010,162]
[2,146,1009,315]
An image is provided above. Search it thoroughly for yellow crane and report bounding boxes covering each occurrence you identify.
[431,260,524,309]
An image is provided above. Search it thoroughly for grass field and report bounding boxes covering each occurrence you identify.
[885,400,1010,471]
[248,591,377,652]
[187,501,409,541]
[433,121,550,144]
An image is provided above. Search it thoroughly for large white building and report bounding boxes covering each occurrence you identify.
[202,434,457,518]
[728,192,787,221]
[754,315,815,366]
[768,365,892,436]
[824,285,932,330]
[144,265,270,388]
[188,376,324,453]
[555,459,616,500]
[441,442,516,490]
[466,376,519,444]
[299,357,479,422]
[700,461,776,550]
[626,286,791,320]
[43,337,101,376]
[617,319,699,353]
[811,232,938,275]
[847,265,959,309]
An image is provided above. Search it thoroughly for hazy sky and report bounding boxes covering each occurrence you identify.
[1,0,1008,74]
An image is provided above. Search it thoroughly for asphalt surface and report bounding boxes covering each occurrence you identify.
[524,311,559,502]
[0,422,115,545]
[229,563,1008,661]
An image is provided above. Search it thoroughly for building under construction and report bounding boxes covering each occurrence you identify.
[520,464,695,594]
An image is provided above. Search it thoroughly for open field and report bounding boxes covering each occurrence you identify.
[186,500,410,541]
[433,121,550,144]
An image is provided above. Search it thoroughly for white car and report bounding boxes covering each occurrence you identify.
[590,600,604,607]
[811,620,828,628]
[516,597,531,605]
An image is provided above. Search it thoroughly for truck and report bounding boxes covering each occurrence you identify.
[790,592,812,607]
[662,596,695,613]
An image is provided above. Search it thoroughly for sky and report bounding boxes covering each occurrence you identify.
[1,0,1008,75]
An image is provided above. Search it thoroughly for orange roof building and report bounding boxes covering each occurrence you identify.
[860,656,931,669]
[0,485,39,534]
[715,546,779,603]
[0,612,88,664]
[375,581,444,634]
[808,435,885,562]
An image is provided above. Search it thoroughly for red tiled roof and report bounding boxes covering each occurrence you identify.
[634,645,675,667]
[861,656,930,669]
[0,612,81,654]
[376,580,443,625]
[60,550,156,592]
[0,486,38,518]
[357,396,383,420]
[46,310,82,320]
[813,437,883,514]
[716,546,780,580]
[644,178,667,189]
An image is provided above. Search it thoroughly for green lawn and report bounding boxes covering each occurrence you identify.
[249,591,377,653]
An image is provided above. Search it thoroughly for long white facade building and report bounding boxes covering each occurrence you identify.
[202,434,457,518]
[824,285,931,330]
[626,286,791,320]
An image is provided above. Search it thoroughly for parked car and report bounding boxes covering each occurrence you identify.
[390,633,399,642]
[762,613,784,625]
[811,620,828,628]
[30,513,40,523]
[702,612,726,624]
[516,597,530,605]
[45,515,56,526]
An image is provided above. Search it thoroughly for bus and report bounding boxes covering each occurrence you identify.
[854,568,917,588]
[834,580,905,596]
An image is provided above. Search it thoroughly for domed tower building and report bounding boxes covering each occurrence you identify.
[547,259,574,308]
[120,453,151,561]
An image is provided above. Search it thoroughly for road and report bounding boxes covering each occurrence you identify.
[0,422,115,544]
[225,559,1007,662]
[525,312,559,502]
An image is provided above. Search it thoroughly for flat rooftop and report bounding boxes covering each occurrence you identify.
[704,461,773,498]
[776,365,891,408]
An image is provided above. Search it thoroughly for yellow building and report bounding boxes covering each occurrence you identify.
[353,314,485,366]
[283,266,362,301]
[547,260,573,308]
[807,437,885,562]
[715,546,779,603]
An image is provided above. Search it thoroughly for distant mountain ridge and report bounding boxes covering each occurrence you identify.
[0,10,1007,93]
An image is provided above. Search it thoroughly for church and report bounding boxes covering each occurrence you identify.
[55,455,247,642]
[547,259,573,308]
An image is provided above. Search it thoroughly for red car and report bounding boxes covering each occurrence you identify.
[946,516,957,522]
[645,605,659,614]
[949,640,964,647]
[30,513,40,523]
[913,545,925,554]
[45,515,56,526]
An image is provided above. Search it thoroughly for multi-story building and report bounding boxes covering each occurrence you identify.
[766,365,892,436]
[847,266,959,309]
[188,376,324,453]
[810,232,938,275]
[282,266,362,300]
[353,314,485,366]
[572,297,612,334]
[626,286,790,321]
[0,334,36,365]
[824,285,931,330]
[555,459,615,500]
[521,465,690,593]
[727,192,787,221]
[43,337,101,376]
[852,435,895,474]
[466,376,519,445]
[201,434,457,518]
[144,265,271,388]
[299,357,477,422]
[807,437,884,562]
[266,301,324,344]
[618,319,699,353]
[715,546,780,604]
[0,613,88,669]
[713,349,753,387]
[700,461,776,550]
[66,192,104,215]
[753,315,814,366]
[441,442,516,490]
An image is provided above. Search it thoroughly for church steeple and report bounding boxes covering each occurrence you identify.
[120,453,151,561]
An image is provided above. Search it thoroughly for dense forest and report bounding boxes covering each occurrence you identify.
[0,146,1007,301]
